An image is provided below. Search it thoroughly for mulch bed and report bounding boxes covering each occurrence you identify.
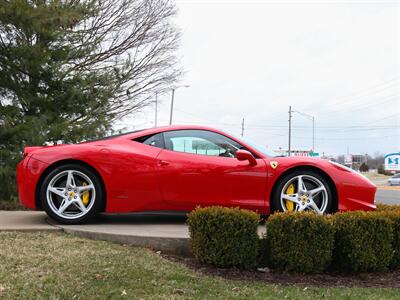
[163,254,400,288]
[0,201,26,211]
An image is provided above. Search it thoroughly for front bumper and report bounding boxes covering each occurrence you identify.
[338,181,377,211]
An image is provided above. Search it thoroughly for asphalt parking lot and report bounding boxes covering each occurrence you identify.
[366,174,400,205]
[376,189,400,205]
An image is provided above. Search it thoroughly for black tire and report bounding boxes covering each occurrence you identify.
[271,169,334,214]
[40,163,104,224]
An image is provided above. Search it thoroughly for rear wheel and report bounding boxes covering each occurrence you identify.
[40,164,104,224]
[271,170,334,214]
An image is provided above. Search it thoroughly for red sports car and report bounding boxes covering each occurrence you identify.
[17,125,376,224]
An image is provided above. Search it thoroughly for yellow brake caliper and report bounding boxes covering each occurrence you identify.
[285,183,295,211]
[82,182,90,206]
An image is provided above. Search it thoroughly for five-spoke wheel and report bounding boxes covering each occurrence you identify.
[41,164,104,224]
[272,170,334,214]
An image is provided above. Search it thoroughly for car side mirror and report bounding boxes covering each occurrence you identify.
[236,150,257,166]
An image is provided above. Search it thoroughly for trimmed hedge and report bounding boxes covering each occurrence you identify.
[376,210,400,269]
[187,205,400,273]
[376,203,400,212]
[266,212,335,273]
[187,206,259,268]
[333,211,394,272]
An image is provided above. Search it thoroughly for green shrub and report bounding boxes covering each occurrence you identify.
[187,206,259,268]
[266,212,334,273]
[375,210,400,269]
[376,203,400,212]
[333,211,393,272]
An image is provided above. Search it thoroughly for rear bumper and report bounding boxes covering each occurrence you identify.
[17,156,49,210]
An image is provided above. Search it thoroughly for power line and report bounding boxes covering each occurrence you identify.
[174,105,398,129]
[120,117,399,133]
[325,94,398,114]
[292,134,400,141]
[304,77,399,111]
[169,119,399,131]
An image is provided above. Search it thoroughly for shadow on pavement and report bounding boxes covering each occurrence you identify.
[91,211,189,225]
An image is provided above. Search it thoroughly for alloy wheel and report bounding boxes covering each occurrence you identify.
[46,170,96,220]
[280,175,328,214]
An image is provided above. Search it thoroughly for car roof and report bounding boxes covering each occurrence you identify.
[114,125,267,158]
[119,125,228,138]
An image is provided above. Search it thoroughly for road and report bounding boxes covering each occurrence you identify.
[376,188,400,205]
[363,175,400,205]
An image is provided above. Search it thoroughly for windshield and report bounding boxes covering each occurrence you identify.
[243,140,280,157]
[229,133,280,157]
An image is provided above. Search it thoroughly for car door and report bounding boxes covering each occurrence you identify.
[156,129,268,212]
[101,133,166,213]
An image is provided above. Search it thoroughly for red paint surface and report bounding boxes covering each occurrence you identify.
[16,125,376,214]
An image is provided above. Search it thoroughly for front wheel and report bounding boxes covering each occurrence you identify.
[40,164,104,224]
[271,170,334,214]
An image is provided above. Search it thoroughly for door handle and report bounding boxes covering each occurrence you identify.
[158,160,170,167]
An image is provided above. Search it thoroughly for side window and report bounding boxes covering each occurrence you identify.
[163,130,243,158]
[134,133,164,149]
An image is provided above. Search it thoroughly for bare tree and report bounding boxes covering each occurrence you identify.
[64,0,182,121]
[0,0,181,200]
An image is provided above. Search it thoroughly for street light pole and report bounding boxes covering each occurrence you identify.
[169,89,175,125]
[155,93,158,127]
[288,106,292,157]
[241,118,245,137]
[169,85,189,125]
[312,116,315,153]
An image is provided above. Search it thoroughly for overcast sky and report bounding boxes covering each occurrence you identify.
[119,0,399,157]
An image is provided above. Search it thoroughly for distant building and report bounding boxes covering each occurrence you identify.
[274,148,320,157]
[345,154,365,170]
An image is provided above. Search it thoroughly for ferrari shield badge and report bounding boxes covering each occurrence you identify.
[270,161,278,169]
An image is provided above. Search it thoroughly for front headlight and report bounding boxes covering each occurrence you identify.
[328,160,356,173]
[328,160,370,180]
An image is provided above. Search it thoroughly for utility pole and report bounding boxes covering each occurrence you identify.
[154,93,158,127]
[168,85,190,125]
[169,88,175,125]
[288,106,292,157]
[291,109,315,153]
[312,116,315,153]
[241,118,245,137]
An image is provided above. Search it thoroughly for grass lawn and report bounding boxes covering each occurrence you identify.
[0,232,398,299]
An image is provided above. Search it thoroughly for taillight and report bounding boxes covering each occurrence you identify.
[23,146,44,158]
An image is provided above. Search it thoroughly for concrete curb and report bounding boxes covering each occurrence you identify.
[0,211,192,256]
[0,211,62,232]
[47,218,193,256]
[376,185,400,191]
[61,227,192,256]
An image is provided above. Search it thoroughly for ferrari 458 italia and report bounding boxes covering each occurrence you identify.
[17,125,376,224]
